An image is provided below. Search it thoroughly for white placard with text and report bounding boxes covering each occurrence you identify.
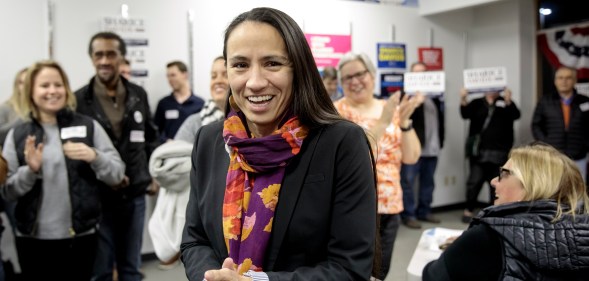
[403,71,445,95]
[463,67,507,93]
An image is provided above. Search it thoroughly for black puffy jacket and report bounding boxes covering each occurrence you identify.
[477,200,589,280]
[531,91,589,160]
[12,110,103,235]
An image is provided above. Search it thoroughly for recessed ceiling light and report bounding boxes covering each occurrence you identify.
[539,8,552,15]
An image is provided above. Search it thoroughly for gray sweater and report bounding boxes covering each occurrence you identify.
[2,120,125,239]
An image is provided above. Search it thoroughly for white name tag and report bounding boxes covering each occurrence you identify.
[495,100,506,108]
[580,102,589,112]
[130,130,145,143]
[60,126,87,140]
[165,109,180,119]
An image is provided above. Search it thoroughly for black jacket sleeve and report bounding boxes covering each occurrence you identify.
[531,97,547,142]
[460,101,474,120]
[422,224,503,281]
[180,124,224,280]
[506,101,521,121]
[141,90,159,160]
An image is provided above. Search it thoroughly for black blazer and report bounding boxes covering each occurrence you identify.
[181,120,376,280]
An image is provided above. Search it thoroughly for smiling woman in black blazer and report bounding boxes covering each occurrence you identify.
[180,7,377,281]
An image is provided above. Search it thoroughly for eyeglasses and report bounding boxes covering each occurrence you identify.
[341,69,370,85]
[498,167,512,182]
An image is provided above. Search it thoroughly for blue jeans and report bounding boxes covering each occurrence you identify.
[400,156,438,220]
[93,194,145,281]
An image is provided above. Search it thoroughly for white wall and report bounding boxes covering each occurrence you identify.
[0,0,536,209]
[1,0,473,109]
[424,0,536,205]
[419,0,506,16]
[0,0,48,100]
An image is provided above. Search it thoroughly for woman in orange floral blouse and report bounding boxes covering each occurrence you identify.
[334,52,423,280]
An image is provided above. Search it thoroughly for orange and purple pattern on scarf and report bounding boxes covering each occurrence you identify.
[222,109,307,275]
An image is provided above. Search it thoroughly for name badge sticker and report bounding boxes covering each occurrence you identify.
[130,130,145,143]
[165,109,180,119]
[61,126,87,140]
[580,102,589,112]
[495,100,506,108]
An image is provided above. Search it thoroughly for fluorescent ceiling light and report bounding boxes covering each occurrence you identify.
[539,8,552,15]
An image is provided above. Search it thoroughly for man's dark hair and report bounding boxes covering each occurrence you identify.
[88,32,127,57]
[167,61,189,73]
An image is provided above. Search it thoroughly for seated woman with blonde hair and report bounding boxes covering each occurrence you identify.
[423,142,589,280]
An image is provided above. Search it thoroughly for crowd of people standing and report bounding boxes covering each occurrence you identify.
[0,6,588,281]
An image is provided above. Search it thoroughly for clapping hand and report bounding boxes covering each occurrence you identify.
[379,91,401,124]
[398,92,425,123]
[24,135,43,173]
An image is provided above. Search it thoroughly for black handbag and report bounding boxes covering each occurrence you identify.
[465,134,480,158]
[464,105,494,158]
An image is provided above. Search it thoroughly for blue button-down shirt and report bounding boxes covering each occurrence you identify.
[154,93,204,143]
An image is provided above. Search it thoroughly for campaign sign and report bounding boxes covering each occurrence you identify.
[380,72,404,98]
[576,83,589,97]
[463,67,507,93]
[418,47,443,70]
[305,33,352,68]
[377,43,406,69]
[403,71,445,95]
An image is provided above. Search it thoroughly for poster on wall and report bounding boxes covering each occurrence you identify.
[418,47,444,70]
[377,43,406,69]
[304,33,352,68]
[101,16,148,87]
[463,67,507,94]
[380,72,404,98]
[403,71,445,95]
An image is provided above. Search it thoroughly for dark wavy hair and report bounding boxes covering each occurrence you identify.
[222,7,343,129]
